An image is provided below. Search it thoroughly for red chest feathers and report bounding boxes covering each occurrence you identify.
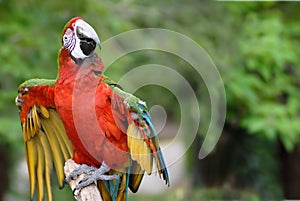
[55,74,130,169]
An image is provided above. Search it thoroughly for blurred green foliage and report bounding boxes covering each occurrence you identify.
[1,0,300,200]
[225,3,300,151]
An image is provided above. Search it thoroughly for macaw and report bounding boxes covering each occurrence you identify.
[16,17,169,201]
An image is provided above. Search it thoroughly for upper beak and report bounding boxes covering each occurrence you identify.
[97,40,101,50]
[76,19,101,49]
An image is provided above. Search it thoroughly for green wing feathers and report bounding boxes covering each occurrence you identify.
[22,105,73,201]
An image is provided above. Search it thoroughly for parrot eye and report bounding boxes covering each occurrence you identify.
[66,19,100,60]
[63,28,76,52]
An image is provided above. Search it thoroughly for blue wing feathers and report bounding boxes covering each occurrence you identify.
[139,105,170,186]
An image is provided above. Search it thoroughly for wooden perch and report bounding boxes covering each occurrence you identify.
[64,159,103,201]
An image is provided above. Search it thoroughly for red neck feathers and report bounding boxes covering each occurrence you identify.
[57,47,104,80]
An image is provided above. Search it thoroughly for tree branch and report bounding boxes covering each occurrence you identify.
[64,159,103,201]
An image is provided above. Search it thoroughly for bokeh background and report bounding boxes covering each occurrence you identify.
[1,0,300,200]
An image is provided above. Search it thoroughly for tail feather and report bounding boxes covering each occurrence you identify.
[128,161,144,193]
[97,173,129,201]
[98,180,112,201]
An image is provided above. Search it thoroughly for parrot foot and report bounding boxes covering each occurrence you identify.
[71,162,120,196]
[65,164,97,183]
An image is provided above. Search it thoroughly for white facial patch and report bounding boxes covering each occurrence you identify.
[71,40,88,59]
[63,28,76,52]
[63,19,100,60]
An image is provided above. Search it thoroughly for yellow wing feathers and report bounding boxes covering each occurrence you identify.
[22,106,72,201]
[127,123,153,175]
[126,116,169,188]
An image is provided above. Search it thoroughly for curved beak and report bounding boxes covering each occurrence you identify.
[75,19,101,49]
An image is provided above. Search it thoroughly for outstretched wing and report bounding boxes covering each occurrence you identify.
[104,77,170,191]
[18,80,73,201]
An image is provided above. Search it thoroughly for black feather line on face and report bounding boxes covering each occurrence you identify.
[63,28,76,52]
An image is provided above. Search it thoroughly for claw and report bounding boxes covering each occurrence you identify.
[69,162,120,195]
[74,173,120,193]
[65,164,97,183]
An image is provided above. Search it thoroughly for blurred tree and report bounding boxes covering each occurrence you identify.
[0,143,9,198]
[184,1,300,199]
[223,3,300,198]
[190,2,300,199]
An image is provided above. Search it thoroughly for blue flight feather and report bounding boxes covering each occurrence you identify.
[140,106,170,185]
[103,174,122,201]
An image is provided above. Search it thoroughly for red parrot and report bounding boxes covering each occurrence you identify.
[16,17,169,201]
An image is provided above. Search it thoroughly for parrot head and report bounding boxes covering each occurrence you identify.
[62,17,101,60]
